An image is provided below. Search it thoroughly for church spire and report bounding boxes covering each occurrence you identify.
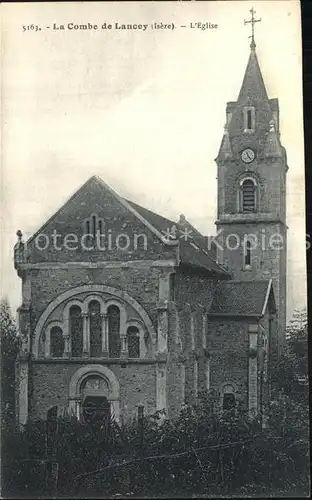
[244,7,261,51]
[217,8,283,156]
[236,47,268,105]
[236,10,267,108]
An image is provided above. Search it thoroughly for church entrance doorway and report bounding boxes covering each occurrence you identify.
[82,395,111,426]
[80,375,111,428]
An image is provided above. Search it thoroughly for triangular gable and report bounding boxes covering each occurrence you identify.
[26,175,177,248]
[22,175,229,275]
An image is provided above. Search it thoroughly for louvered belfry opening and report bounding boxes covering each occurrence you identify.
[242,179,256,212]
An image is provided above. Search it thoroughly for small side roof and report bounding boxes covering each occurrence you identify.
[208,279,275,317]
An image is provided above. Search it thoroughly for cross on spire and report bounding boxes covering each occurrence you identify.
[244,7,261,50]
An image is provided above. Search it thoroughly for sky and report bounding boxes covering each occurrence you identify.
[1,1,306,320]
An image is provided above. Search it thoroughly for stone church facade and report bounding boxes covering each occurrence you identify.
[14,39,287,426]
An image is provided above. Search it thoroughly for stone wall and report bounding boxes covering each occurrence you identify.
[30,361,157,422]
[216,219,286,353]
[207,317,250,408]
[24,302,273,423]
[175,267,216,310]
[28,266,164,335]
[165,303,258,416]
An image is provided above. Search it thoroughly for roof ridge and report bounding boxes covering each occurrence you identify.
[125,200,229,276]
[124,198,177,227]
[176,217,222,265]
[177,217,204,237]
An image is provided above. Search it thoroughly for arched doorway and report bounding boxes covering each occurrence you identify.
[80,375,111,426]
[221,384,236,411]
[68,365,120,423]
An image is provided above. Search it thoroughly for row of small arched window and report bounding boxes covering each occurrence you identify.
[50,302,140,358]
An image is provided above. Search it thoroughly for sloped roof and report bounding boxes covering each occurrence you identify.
[209,279,274,317]
[177,215,209,249]
[125,199,176,235]
[178,239,226,276]
[126,199,229,276]
[237,48,268,105]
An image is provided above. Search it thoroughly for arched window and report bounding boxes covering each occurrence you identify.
[108,305,121,358]
[127,326,140,358]
[243,106,255,132]
[241,179,257,212]
[222,384,236,411]
[83,214,105,242]
[247,109,252,130]
[89,300,102,357]
[169,273,176,302]
[244,239,252,267]
[50,326,64,357]
[70,305,83,357]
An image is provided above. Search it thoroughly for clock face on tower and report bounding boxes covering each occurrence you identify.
[241,148,255,163]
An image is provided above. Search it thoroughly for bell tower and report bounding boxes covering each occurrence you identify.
[215,9,288,353]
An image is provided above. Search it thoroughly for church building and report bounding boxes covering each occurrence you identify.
[14,15,287,426]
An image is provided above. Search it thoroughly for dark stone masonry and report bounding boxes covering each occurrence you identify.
[14,40,287,427]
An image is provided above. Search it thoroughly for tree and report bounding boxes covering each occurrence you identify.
[286,308,308,377]
[0,297,19,421]
[287,307,307,335]
[278,308,308,392]
[1,298,20,497]
[271,308,308,395]
[269,308,309,494]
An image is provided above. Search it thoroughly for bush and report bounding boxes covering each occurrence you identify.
[1,308,309,497]
[2,391,309,498]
